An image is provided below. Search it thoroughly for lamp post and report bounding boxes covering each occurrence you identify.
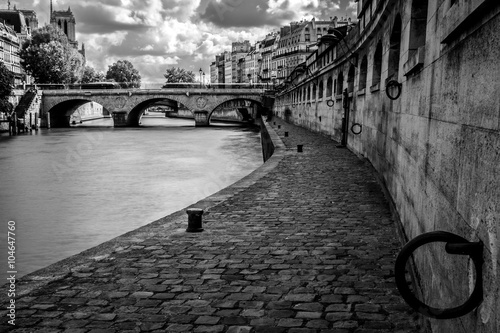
[203,72,205,86]
[199,68,202,87]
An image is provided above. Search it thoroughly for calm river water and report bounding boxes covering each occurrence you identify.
[0,116,263,281]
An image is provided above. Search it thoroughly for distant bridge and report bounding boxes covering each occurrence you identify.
[39,84,272,127]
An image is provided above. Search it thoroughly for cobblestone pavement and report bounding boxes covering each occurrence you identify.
[1,118,424,332]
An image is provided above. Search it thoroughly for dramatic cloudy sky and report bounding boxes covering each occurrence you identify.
[13,0,357,83]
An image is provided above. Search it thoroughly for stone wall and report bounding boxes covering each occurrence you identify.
[273,1,499,331]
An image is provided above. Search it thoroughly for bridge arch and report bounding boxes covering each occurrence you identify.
[209,96,264,123]
[127,97,194,126]
[48,99,110,127]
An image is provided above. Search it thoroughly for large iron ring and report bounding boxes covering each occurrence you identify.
[395,231,483,319]
[351,123,362,135]
[386,79,402,100]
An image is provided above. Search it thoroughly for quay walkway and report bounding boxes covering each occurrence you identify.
[1,118,424,332]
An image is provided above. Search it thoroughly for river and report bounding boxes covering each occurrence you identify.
[0,116,263,281]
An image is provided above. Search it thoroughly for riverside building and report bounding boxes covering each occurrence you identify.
[0,7,37,85]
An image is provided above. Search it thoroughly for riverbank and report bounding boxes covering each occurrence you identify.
[0,117,423,332]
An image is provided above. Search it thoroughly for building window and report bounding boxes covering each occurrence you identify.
[337,71,343,95]
[359,55,368,90]
[312,83,317,100]
[388,14,402,80]
[347,65,355,93]
[319,79,324,99]
[326,77,333,97]
[305,34,310,42]
[372,41,382,87]
[409,0,428,58]
[307,85,311,100]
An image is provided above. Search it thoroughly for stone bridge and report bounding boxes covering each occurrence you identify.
[40,87,267,127]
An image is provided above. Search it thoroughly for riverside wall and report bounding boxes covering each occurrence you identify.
[273,1,499,332]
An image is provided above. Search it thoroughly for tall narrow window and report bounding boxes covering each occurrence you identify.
[307,85,311,101]
[388,15,402,81]
[312,83,317,100]
[319,80,324,99]
[347,65,355,93]
[64,20,68,35]
[337,71,344,95]
[409,0,428,60]
[372,41,382,87]
[359,56,368,90]
[326,77,333,97]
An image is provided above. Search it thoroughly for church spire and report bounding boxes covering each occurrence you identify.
[50,0,53,20]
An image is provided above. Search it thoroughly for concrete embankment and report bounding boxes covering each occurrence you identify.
[0,117,423,332]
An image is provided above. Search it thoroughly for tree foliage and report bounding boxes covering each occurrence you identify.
[0,62,14,114]
[19,25,84,84]
[0,61,14,98]
[163,67,196,85]
[105,60,141,88]
[81,66,106,83]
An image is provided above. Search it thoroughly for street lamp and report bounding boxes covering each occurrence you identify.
[203,72,205,86]
[199,68,202,87]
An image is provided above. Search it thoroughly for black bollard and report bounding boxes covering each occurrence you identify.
[297,145,303,153]
[186,208,204,232]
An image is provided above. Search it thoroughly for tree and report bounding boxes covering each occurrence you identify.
[163,67,196,85]
[19,25,84,84]
[0,62,14,115]
[81,66,106,83]
[105,60,141,88]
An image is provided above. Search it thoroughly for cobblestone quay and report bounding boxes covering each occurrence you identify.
[1,118,424,332]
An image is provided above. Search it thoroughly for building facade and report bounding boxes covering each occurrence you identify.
[0,16,23,86]
[224,52,232,83]
[259,33,278,83]
[274,1,500,332]
[272,17,351,86]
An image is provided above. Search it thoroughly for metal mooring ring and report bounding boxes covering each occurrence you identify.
[395,231,483,319]
[386,79,402,100]
[351,123,362,135]
[326,99,335,107]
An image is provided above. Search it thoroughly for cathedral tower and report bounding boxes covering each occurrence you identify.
[50,2,76,45]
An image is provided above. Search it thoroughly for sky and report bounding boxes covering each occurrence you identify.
[10,0,357,83]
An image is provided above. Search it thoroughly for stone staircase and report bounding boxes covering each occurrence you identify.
[13,88,42,130]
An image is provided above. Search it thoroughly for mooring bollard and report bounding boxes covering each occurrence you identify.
[186,208,204,232]
[297,145,303,152]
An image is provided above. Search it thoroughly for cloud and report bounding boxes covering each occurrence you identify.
[17,0,356,83]
[346,1,357,17]
[197,0,293,28]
